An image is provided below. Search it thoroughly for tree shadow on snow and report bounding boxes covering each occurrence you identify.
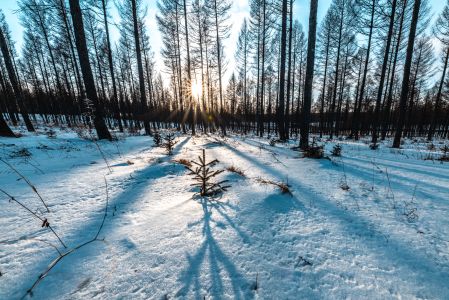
[224,138,449,297]
[177,197,251,299]
[15,137,192,298]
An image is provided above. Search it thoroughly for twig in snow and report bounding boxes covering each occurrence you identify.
[22,177,110,299]
[0,188,66,249]
[0,158,50,212]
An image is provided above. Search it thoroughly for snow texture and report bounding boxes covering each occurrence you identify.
[1,128,449,299]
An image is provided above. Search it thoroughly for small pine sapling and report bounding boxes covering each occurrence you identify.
[186,149,230,196]
[163,133,177,155]
[153,132,162,147]
[269,138,277,147]
[331,144,342,157]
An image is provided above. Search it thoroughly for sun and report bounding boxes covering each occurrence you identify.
[191,81,202,98]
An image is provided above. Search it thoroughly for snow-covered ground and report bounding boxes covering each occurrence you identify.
[1,128,449,299]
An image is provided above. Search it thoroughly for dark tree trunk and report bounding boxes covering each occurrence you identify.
[352,0,375,140]
[183,0,194,135]
[277,0,288,140]
[285,0,294,139]
[131,0,151,135]
[300,0,318,149]
[372,0,397,144]
[102,0,123,132]
[393,0,421,148]
[68,0,111,140]
[382,0,407,140]
[428,47,449,141]
[0,27,34,132]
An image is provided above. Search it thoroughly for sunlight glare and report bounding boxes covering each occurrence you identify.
[191,81,202,98]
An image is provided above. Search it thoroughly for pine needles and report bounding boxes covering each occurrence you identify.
[163,133,177,155]
[186,149,230,196]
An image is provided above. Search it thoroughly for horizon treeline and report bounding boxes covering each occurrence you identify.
[0,0,448,148]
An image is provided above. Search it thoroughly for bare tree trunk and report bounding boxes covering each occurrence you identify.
[372,0,397,144]
[428,47,449,141]
[69,0,111,140]
[382,0,407,140]
[131,0,151,135]
[0,27,34,132]
[352,0,375,140]
[277,0,288,140]
[300,0,318,149]
[102,0,123,132]
[393,0,421,148]
[183,0,195,135]
[285,0,294,139]
[213,0,226,135]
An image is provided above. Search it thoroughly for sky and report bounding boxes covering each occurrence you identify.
[0,0,444,84]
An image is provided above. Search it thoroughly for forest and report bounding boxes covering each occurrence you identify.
[0,0,449,299]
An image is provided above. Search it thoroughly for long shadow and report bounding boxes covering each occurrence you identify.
[177,197,251,299]
[225,139,449,296]
[345,155,449,186]
[340,158,449,201]
[14,137,191,298]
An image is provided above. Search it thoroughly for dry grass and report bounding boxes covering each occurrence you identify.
[226,165,246,177]
[174,158,192,168]
[256,178,292,195]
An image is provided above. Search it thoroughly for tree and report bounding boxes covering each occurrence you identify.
[300,0,318,150]
[392,0,421,148]
[371,0,397,144]
[277,0,288,140]
[0,18,34,132]
[68,0,111,140]
[101,0,123,132]
[428,0,449,140]
[131,0,151,135]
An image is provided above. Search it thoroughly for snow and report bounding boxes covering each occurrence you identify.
[1,128,449,299]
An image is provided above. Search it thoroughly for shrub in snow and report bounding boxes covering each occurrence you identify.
[369,143,379,150]
[186,149,230,196]
[269,138,277,147]
[9,147,32,159]
[303,139,324,159]
[331,144,342,156]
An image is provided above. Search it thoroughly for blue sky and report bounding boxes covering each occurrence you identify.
[0,0,444,82]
